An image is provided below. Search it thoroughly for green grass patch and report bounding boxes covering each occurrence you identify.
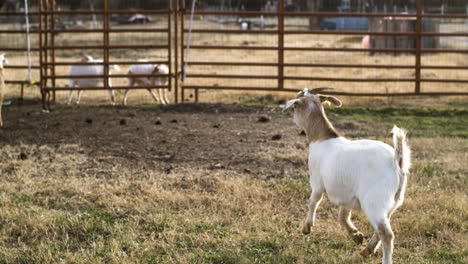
[327,107,468,138]
[425,248,468,263]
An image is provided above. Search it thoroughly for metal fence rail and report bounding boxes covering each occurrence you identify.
[38,0,173,109]
[179,0,468,102]
[2,0,467,108]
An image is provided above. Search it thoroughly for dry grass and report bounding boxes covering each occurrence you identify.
[0,101,467,263]
[0,15,467,263]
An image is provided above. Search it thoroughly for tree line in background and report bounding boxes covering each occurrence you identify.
[1,0,467,12]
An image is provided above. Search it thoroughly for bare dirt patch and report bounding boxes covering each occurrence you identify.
[0,101,308,180]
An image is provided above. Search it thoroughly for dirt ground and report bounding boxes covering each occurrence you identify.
[0,101,310,180]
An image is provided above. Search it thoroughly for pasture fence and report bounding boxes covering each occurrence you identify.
[1,0,467,108]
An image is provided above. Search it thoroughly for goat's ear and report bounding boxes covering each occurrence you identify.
[319,95,342,107]
[281,98,301,111]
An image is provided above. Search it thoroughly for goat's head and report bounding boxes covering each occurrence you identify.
[0,53,9,69]
[282,87,341,134]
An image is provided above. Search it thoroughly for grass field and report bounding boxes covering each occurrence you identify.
[0,98,467,263]
[0,13,467,264]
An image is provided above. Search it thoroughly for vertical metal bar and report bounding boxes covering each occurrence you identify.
[103,0,110,94]
[278,0,284,89]
[168,0,172,97]
[415,0,422,94]
[51,0,56,101]
[20,83,24,102]
[39,0,43,94]
[181,0,186,102]
[174,0,179,103]
[44,0,49,91]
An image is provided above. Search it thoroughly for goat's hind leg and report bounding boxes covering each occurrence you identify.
[360,232,381,257]
[339,207,365,244]
[364,208,395,264]
[302,189,324,234]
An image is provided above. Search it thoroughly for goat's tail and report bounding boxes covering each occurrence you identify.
[391,125,411,211]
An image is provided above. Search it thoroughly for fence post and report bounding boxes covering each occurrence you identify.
[174,0,179,103]
[415,0,422,94]
[51,0,56,102]
[103,0,110,99]
[168,0,172,100]
[181,0,186,102]
[278,0,284,90]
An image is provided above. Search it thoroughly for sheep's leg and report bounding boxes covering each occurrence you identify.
[108,89,115,105]
[302,190,324,234]
[76,89,83,105]
[65,83,74,105]
[162,88,170,104]
[338,207,365,244]
[148,89,162,103]
[157,88,167,104]
[122,89,131,105]
[108,78,115,105]
[360,232,381,257]
[122,78,134,106]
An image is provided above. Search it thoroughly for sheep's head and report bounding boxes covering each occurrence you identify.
[152,64,169,75]
[0,53,9,69]
[80,55,94,63]
[152,65,161,74]
[282,87,341,134]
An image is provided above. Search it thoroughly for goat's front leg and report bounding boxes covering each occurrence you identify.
[338,207,365,244]
[302,190,324,234]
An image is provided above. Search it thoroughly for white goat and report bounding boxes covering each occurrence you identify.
[282,87,411,264]
[122,61,169,105]
[66,55,120,105]
[0,53,8,127]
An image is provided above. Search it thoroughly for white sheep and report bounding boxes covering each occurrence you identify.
[282,87,411,264]
[0,53,8,127]
[66,55,120,105]
[122,61,169,105]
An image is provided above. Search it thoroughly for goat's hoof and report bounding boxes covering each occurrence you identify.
[302,224,311,235]
[351,232,365,244]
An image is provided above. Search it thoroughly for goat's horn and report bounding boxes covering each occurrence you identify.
[309,87,334,94]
